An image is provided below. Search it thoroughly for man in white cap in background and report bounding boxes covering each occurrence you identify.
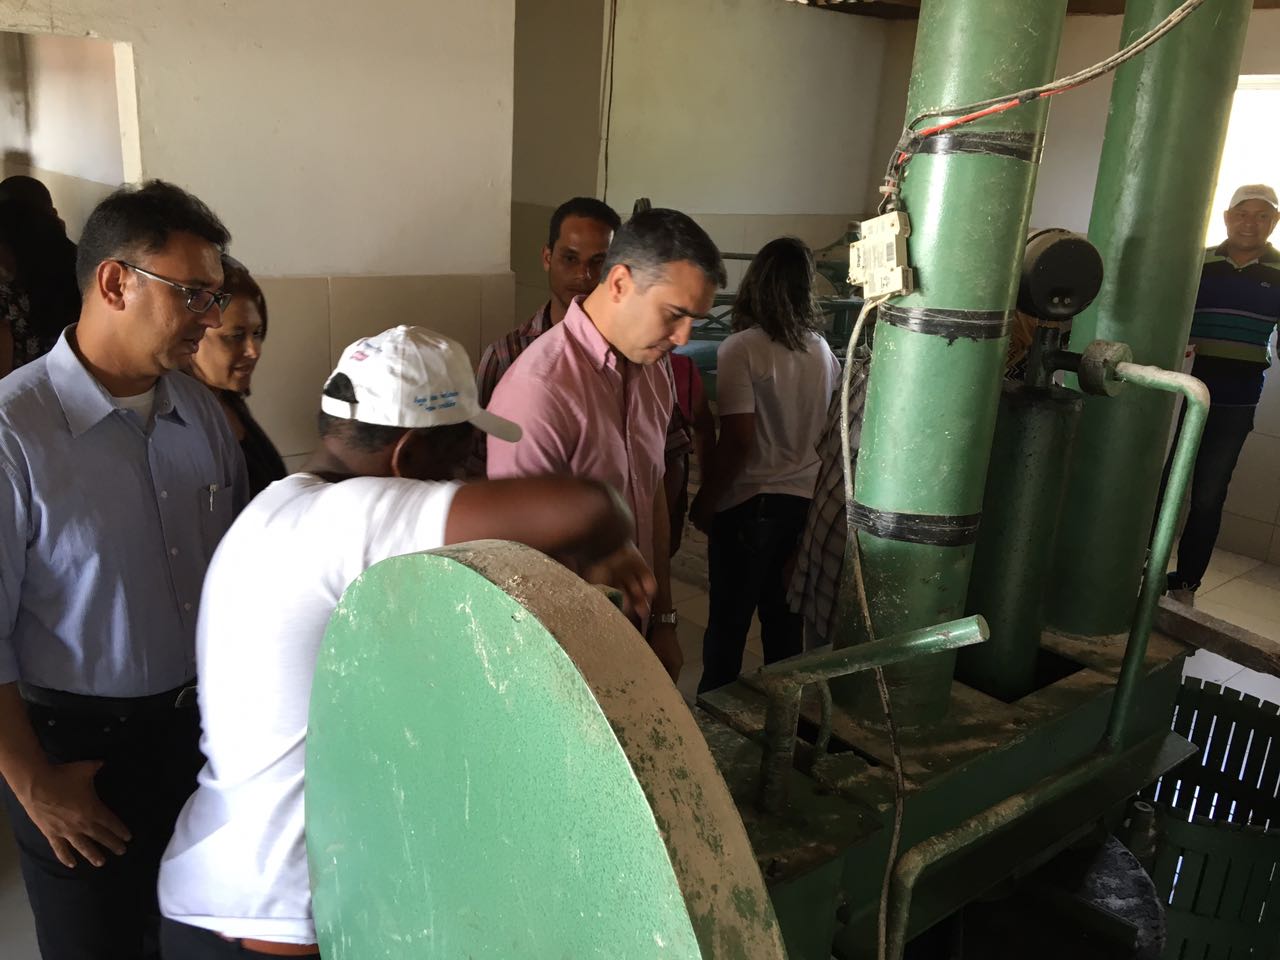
[156,326,654,958]
[1163,184,1280,605]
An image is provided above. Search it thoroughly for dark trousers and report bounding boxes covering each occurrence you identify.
[1,700,203,960]
[699,493,809,694]
[160,919,320,959]
[1158,403,1256,590]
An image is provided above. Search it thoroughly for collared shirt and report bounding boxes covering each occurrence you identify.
[0,328,248,696]
[476,302,556,409]
[1188,242,1280,406]
[470,299,691,477]
[485,297,673,570]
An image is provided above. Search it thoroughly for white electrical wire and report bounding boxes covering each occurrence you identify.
[837,295,904,960]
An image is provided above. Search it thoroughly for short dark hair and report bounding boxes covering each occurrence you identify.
[221,255,269,338]
[732,237,823,351]
[75,180,231,293]
[547,197,621,249]
[602,208,726,290]
[317,373,409,453]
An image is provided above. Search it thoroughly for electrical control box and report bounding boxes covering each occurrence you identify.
[849,211,914,299]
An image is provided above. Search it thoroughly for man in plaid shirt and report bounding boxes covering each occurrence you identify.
[476,198,621,409]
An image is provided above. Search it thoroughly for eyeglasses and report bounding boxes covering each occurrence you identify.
[117,261,232,315]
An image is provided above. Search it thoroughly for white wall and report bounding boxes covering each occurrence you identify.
[1,33,122,184]
[605,0,889,219]
[0,0,516,279]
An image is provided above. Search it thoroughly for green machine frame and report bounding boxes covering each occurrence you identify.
[303,1,1262,957]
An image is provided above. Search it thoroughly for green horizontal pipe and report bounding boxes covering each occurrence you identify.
[757,616,988,813]
[839,0,1068,726]
[762,616,990,688]
[1048,0,1251,636]
[1104,364,1209,751]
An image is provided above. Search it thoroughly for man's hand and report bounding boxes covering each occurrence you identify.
[688,489,715,536]
[581,543,657,620]
[648,622,684,683]
[18,761,131,868]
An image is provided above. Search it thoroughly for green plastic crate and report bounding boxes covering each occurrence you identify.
[1141,678,1280,958]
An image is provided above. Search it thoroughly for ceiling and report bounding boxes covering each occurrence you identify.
[792,0,1280,19]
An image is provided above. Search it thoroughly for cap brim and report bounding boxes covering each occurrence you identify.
[470,409,523,444]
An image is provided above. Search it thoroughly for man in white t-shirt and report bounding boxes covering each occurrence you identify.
[156,326,654,959]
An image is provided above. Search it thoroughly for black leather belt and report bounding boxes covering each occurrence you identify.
[19,680,198,715]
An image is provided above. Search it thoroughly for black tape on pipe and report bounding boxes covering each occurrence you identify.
[913,130,1044,164]
[880,303,1011,343]
[850,501,982,547]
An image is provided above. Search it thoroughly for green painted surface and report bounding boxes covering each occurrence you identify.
[960,385,1081,700]
[845,0,1069,725]
[1048,0,1252,636]
[306,551,705,959]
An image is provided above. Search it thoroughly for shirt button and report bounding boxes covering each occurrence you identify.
[184,602,193,612]
[170,547,179,557]
[160,490,169,499]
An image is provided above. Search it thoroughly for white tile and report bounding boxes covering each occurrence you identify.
[1182,649,1246,685]
[1241,562,1280,593]
[1197,577,1280,625]
[1223,433,1280,524]
[1204,548,1265,585]
[249,276,332,458]
[1214,512,1275,563]
[1224,667,1280,707]
[1197,599,1280,646]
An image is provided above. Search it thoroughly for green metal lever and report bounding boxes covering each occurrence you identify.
[756,616,989,813]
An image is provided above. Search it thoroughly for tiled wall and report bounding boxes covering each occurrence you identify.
[1219,338,1280,564]
[248,272,515,470]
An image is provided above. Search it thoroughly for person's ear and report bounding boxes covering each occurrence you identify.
[603,263,632,303]
[389,429,417,479]
[97,260,130,312]
[542,245,553,273]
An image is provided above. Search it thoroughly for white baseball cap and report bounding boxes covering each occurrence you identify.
[1229,184,1278,211]
[320,325,522,443]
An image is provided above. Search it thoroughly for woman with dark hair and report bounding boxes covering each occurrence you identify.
[689,237,840,693]
[0,177,81,374]
[187,255,286,496]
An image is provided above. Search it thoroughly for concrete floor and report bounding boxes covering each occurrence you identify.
[2,547,1278,957]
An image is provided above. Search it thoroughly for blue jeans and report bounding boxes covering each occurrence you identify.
[699,494,809,693]
[1160,403,1256,590]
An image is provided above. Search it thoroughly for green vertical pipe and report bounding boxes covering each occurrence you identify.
[834,0,1068,726]
[959,385,1082,701]
[1104,364,1209,750]
[1047,0,1251,637]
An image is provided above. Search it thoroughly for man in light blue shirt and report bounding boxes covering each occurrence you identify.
[0,180,248,960]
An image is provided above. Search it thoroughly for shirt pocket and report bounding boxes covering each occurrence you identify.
[197,482,236,558]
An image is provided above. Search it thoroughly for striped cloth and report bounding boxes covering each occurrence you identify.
[1188,243,1280,406]
[785,359,868,648]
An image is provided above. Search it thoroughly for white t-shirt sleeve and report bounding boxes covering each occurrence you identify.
[716,334,757,417]
[356,478,463,564]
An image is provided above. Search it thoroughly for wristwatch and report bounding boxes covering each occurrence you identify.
[654,610,679,627]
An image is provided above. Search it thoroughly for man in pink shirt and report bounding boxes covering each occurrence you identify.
[487,209,725,682]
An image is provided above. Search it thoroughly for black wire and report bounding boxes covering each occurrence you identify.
[877,0,1210,215]
[601,0,619,204]
[908,0,1208,127]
